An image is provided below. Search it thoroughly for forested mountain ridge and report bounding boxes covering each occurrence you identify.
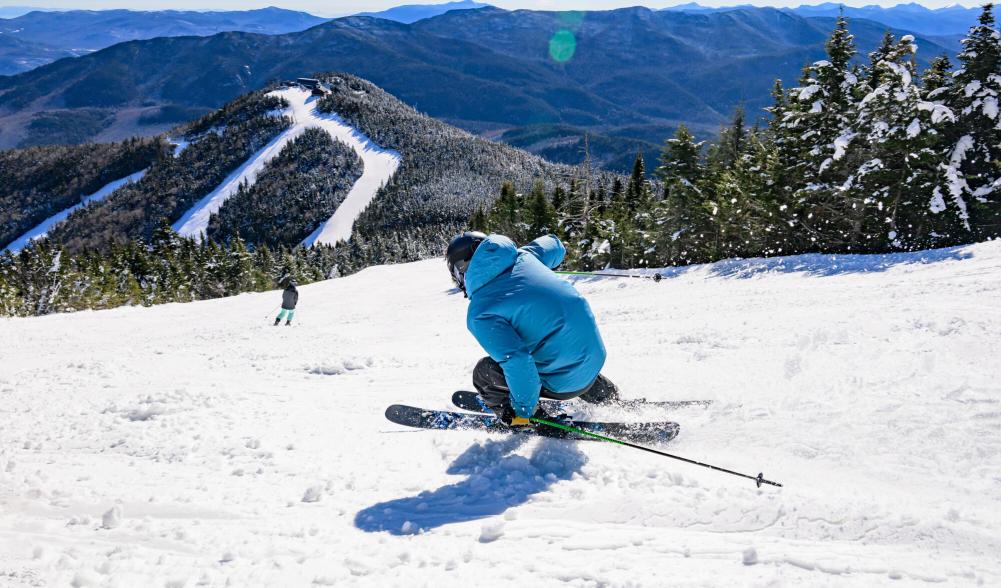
[666,3,982,35]
[0,34,76,76]
[0,138,167,249]
[0,72,591,315]
[46,91,294,251]
[0,7,328,74]
[0,73,582,257]
[0,6,954,171]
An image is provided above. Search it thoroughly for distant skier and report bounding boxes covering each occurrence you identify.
[274,279,298,326]
[446,231,619,431]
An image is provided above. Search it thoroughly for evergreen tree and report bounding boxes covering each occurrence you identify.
[226,233,256,293]
[655,124,702,185]
[470,207,488,232]
[653,125,711,264]
[783,15,864,251]
[0,251,21,316]
[765,78,805,235]
[707,107,747,170]
[13,243,64,316]
[922,54,954,96]
[527,181,556,237]
[551,185,566,217]
[918,54,970,245]
[847,34,944,250]
[487,182,523,241]
[625,154,650,213]
[946,3,1001,238]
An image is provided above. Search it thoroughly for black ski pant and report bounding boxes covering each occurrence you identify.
[472,356,619,413]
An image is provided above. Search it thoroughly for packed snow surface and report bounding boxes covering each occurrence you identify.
[173,88,400,244]
[2,243,1001,586]
[3,170,147,253]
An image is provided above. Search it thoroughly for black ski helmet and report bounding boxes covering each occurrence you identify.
[446,231,487,293]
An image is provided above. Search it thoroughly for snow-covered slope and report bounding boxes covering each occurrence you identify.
[3,170,147,254]
[1,243,1000,586]
[173,87,400,244]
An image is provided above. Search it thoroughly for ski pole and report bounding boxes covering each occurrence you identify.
[556,270,663,282]
[264,303,280,319]
[530,417,782,488]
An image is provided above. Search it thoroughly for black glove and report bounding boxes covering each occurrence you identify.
[497,404,533,427]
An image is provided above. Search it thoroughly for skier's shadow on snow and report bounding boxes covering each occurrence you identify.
[354,435,586,535]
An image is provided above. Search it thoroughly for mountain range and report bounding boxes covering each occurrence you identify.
[666,2,981,37]
[0,6,43,19]
[0,6,960,170]
[355,0,489,24]
[0,31,76,75]
[0,7,328,75]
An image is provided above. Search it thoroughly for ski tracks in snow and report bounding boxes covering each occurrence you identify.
[2,244,1001,585]
[173,88,400,245]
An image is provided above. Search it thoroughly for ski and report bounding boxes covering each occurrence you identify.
[451,390,711,415]
[385,404,680,444]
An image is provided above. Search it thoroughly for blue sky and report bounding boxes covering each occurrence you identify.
[2,1,987,18]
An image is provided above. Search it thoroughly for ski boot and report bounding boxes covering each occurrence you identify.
[532,408,575,439]
[579,375,620,406]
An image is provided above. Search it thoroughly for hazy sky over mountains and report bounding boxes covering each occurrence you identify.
[0,1,988,18]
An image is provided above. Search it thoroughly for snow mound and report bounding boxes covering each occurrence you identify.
[306,357,372,375]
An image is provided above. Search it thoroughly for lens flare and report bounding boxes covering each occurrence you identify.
[548,29,576,63]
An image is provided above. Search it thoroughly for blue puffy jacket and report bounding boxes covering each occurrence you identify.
[464,234,607,417]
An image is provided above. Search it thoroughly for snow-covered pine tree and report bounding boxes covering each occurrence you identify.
[917,54,972,245]
[737,128,790,256]
[765,78,807,246]
[653,124,709,264]
[149,218,184,303]
[848,34,952,250]
[13,242,65,316]
[782,15,864,251]
[945,3,1001,239]
[0,251,21,316]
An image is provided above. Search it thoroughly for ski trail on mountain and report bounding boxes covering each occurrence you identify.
[173,88,400,244]
[3,169,147,253]
[293,91,401,247]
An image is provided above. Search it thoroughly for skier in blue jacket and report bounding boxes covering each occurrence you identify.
[446,231,619,429]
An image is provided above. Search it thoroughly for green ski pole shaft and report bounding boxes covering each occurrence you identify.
[530,417,782,488]
[556,270,663,282]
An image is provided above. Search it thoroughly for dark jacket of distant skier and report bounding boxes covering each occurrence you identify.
[282,283,299,310]
[464,234,607,418]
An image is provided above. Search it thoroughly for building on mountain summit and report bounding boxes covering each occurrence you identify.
[296,78,321,89]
